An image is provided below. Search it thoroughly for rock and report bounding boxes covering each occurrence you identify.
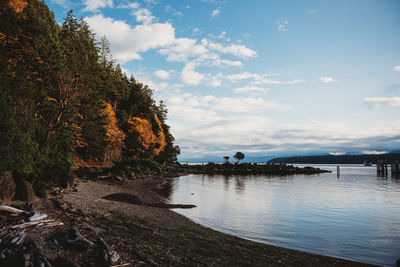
[0,171,16,201]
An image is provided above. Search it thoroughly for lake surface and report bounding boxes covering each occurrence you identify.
[165,165,400,266]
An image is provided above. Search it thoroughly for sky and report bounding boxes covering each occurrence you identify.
[46,0,400,161]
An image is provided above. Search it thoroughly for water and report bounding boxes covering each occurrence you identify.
[165,165,400,266]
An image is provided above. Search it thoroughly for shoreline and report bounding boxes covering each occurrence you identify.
[60,176,375,266]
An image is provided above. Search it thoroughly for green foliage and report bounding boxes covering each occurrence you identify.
[233,152,245,163]
[112,158,162,179]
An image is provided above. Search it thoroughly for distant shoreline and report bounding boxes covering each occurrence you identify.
[268,153,400,164]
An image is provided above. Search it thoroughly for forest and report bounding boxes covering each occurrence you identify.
[0,0,179,192]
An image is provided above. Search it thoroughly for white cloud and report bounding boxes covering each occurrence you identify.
[320,76,335,83]
[134,8,156,24]
[393,65,400,72]
[308,9,317,14]
[159,38,250,68]
[159,38,209,62]
[154,69,171,80]
[227,71,304,85]
[362,150,387,155]
[144,0,158,5]
[165,5,183,16]
[277,20,288,32]
[85,14,175,63]
[208,73,223,87]
[204,39,257,58]
[166,93,291,116]
[233,86,270,94]
[365,97,400,107]
[211,7,221,18]
[82,0,112,12]
[329,152,346,156]
[181,63,204,85]
[117,2,139,9]
[213,59,243,67]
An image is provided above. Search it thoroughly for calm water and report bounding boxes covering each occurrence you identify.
[165,165,400,266]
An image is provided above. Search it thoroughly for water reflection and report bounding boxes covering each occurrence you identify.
[166,165,400,266]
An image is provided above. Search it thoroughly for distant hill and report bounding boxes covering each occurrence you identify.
[268,153,400,164]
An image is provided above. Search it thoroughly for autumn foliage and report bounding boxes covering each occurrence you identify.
[8,0,28,13]
[126,114,166,158]
[103,102,125,166]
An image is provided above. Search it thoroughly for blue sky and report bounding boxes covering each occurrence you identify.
[47,0,400,160]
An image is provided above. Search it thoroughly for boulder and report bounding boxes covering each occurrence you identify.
[0,171,16,201]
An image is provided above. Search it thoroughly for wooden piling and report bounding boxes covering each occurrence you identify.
[392,161,400,178]
[384,162,388,176]
[337,165,340,178]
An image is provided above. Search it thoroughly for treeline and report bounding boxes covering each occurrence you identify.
[268,153,400,164]
[0,0,179,187]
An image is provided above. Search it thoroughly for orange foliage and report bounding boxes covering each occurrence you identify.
[153,114,166,155]
[103,102,125,145]
[103,102,125,166]
[127,117,155,151]
[126,114,166,157]
[46,96,57,102]
[8,0,28,13]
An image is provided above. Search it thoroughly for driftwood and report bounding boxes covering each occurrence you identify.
[10,230,27,246]
[0,205,26,215]
[65,227,94,248]
[98,237,120,265]
[12,219,55,229]
[28,210,48,222]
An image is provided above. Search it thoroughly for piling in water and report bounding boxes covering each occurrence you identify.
[392,161,400,178]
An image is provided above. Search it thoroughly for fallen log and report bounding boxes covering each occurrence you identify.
[0,206,25,215]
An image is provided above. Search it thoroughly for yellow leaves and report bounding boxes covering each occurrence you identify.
[46,96,57,102]
[103,102,126,145]
[127,117,154,151]
[126,113,166,157]
[8,0,28,13]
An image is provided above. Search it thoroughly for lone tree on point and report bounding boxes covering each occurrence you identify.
[233,152,245,163]
[223,156,230,163]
